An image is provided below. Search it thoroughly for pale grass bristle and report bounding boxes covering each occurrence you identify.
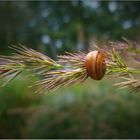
[0,40,140,94]
[0,45,88,93]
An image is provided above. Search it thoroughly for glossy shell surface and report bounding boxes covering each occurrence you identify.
[85,51,106,80]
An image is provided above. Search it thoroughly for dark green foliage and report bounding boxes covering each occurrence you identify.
[0,75,140,138]
[0,75,42,138]
[0,1,140,56]
[23,79,140,139]
[0,1,140,139]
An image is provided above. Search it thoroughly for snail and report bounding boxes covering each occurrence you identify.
[0,45,107,92]
[85,51,106,80]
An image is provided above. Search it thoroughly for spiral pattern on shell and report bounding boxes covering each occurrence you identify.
[85,51,106,80]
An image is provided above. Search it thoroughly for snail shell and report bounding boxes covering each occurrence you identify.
[85,51,106,80]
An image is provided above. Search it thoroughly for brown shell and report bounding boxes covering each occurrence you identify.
[85,51,106,80]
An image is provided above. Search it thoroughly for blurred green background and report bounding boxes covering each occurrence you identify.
[0,1,140,138]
